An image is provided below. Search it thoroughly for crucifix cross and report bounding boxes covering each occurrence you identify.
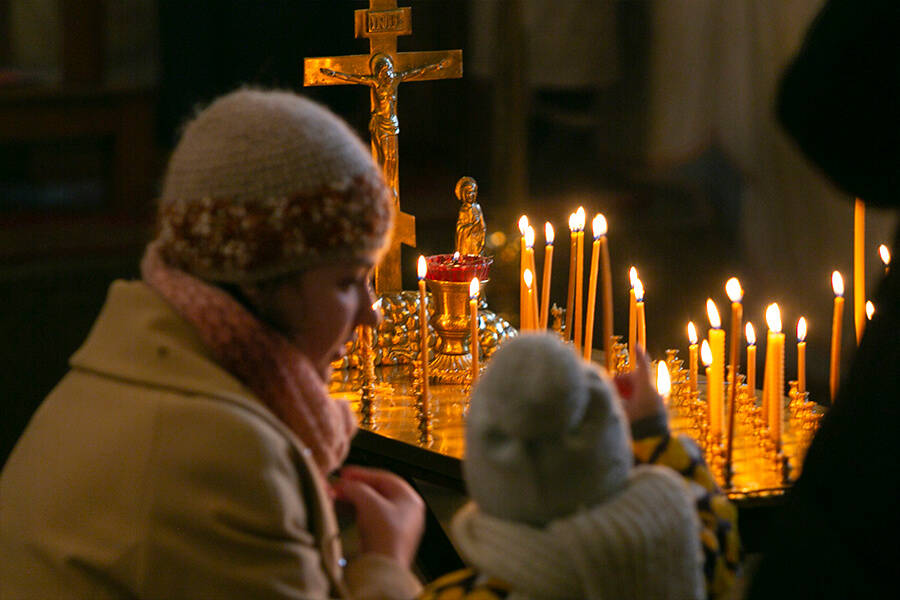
[304,0,462,294]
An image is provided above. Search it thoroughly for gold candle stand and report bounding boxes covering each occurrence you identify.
[425,278,488,385]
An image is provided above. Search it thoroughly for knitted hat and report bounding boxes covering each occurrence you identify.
[154,88,394,284]
[464,333,632,526]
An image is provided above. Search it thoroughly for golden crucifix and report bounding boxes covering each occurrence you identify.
[304,0,462,294]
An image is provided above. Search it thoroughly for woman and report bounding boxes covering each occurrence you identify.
[0,88,425,599]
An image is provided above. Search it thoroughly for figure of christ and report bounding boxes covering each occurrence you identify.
[321,53,447,200]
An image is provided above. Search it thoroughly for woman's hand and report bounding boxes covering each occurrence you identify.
[613,345,668,426]
[332,465,425,568]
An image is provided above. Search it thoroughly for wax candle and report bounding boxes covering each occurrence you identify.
[854,198,865,345]
[523,269,535,331]
[417,256,430,413]
[540,223,554,330]
[745,322,756,398]
[565,212,578,341]
[688,321,699,394]
[519,215,529,331]
[830,271,844,403]
[526,225,539,330]
[628,267,638,367]
[635,278,646,352]
[797,317,807,395]
[725,278,743,462]
[657,360,671,405]
[707,299,725,438]
[470,277,480,385]
[598,215,614,371]
[573,207,586,354]
[584,214,603,361]
[701,339,713,421]
[880,244,891,275]
[764,303,784,446]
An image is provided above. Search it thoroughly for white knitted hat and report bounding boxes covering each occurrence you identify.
[154,88,394,283]
[464,332,632,526]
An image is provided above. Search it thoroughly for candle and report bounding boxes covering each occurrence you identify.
[725,278,743,464]
[635,278,646,352]
[523,269,535,331]
[599,215,614,372]
[854,198,865,345]
[688,321,699,394]
[583,214,603,361]
[573,207,586,354]
[417,256,430,413]
[701,339,713,422]
[470,277,480,385]
[764,303,784,446]
[657,360,671,405]
[866,301,875,320]
[745,322,756,398]
[519,215,529,331]
[540,223,554,330]
[880,244,891,275]
[628,267,638,367]
[707,299,725,438]
[565,212,578,341]
[525,225,539,331]
[797,317,807,395]
[830,271,844,403]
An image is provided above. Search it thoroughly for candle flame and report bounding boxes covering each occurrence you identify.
[832,271,844,296]
[634,278,644,303]
[866,301,875,320]
[688,321,698,344]
[519,216,531,237]
[630,266,638,288]
[417,255,427,280]
[745,322,756,345]
[453,251,460,261]
[524,268,533,289]
[593,214,607,239]
[470,277,480,299]
[525,225,535,249]
[545,222,555,245]
[701,339,712,367]
[880,244,891,266]
[568,212,578,233]
[797,317,807,341]
[766,303,782,333]
[657,361,671,397]
[372,298,382,311]
[575,206,586,231]
[706,299,721,329]
[726,277,743,302]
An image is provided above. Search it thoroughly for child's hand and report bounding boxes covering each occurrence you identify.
[613,345,668,427]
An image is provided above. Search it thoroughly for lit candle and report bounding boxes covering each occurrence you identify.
[657,360,671,405]
[764,303,784,446]
[417,256,430,413]
[598,215,614,372]
[565,212,578,342]
[519,216,529,331]
[745,322,756,398]
[628,267,638,367]
[707,299,725,438]
[830,271,844,403]
[583,214,603,361]
[701,339,713,421]
[866,301,875,320]
[635,278,646,352]
[854,198,865,346]
[523,269,535,331]
[526,225,539,331]
[540,223,554,330]
[725,278,743,464]
[797,317,807,395]
[880,244,891,276]
[688,322,699,394]
[573,207,586,354]
[470,277,480,385]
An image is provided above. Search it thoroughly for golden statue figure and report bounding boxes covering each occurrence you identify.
[320,53,447,200]
[454,176,485,256]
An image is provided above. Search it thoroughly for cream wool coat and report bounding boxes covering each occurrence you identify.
[0,280,422,600]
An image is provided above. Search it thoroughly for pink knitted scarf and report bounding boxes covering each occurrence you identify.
[141,242,357,476]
